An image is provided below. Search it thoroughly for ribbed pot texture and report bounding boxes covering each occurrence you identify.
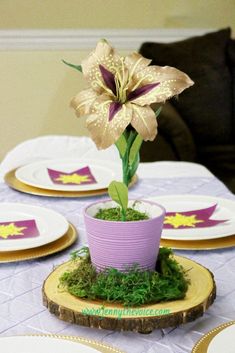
[84,200,165,272]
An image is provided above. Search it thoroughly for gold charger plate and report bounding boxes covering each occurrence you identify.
[6,334,124,353]
[0,223,77,263]
[5,169,137,198]
[160,234,235,250]
[192,321,235,353]
[43,256,216,333]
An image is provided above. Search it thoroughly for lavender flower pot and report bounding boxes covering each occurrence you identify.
[84,200,166,272]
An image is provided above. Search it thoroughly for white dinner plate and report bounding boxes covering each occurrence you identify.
[15,159,122,191]
[147,195,235,240]
[0,203,69,251]
[208,324,235,353]
[0,336,100,353]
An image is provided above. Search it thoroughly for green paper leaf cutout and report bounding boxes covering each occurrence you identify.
[108,181,128,213]
[62,60,83,73]
[155,106,162,118]
[129,134,143,165]
[115,134,127,158]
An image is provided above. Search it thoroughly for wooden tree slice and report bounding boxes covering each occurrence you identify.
[43,256,216,333]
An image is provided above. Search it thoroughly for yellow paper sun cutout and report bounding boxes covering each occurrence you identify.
[55,173,92,185]
[0,223,27,239]
[164,213,204,229]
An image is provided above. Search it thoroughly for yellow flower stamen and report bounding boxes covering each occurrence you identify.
[128,56,144,80]
[114,58,130,104]
[93,76,114,96]
[131,74,154,92]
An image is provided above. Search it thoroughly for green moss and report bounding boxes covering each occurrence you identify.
[95,207,149,221]
[59,247,190,307]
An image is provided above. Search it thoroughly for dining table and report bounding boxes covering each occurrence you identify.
[0,160,235,353]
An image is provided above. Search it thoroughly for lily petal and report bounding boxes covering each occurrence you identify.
[129,65,194,106]
[130,104,158,141]
[86,95,132,149]
[81,40,122,95]
[70,89,98,117]
[125,52,151,77]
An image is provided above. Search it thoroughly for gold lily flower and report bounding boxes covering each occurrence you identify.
[71,40,194,149]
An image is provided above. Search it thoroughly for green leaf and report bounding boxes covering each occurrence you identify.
[129,134,143,165]
[127,130,137,149]
[62,59,83,73]
[130,152,140,179]
[115,134,127,158]
[108,181,128,213]
[155,106,162,118]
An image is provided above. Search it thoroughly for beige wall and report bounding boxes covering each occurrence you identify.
[1,0,235,30]
[0,50,90,160]
[0,0,235,160]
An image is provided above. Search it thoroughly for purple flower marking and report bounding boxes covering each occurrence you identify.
[109,101,122,121]
[99,64,117,96]
[128,82,160,101]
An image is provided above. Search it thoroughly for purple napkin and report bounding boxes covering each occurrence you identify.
[163,204,228,229]
[0,219,40,240]
[47,166,97,185]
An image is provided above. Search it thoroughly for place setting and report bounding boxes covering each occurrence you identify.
[192,320,235,353]
[0,202,77,263]
[146,194,235,250]
[4,158,137,198]
[0,335,124,353]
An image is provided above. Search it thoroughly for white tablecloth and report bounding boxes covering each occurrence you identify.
[0,168,234,353]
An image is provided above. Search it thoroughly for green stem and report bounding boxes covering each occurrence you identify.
[122,131,137,187]
[121,208,126,221]
[115,130,140,187]
[122,158,129,186]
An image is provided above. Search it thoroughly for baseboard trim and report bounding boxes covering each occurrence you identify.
[0,28,214,50]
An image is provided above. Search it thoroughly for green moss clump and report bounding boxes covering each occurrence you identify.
[59,247,189,307]
[95,207,149,221]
